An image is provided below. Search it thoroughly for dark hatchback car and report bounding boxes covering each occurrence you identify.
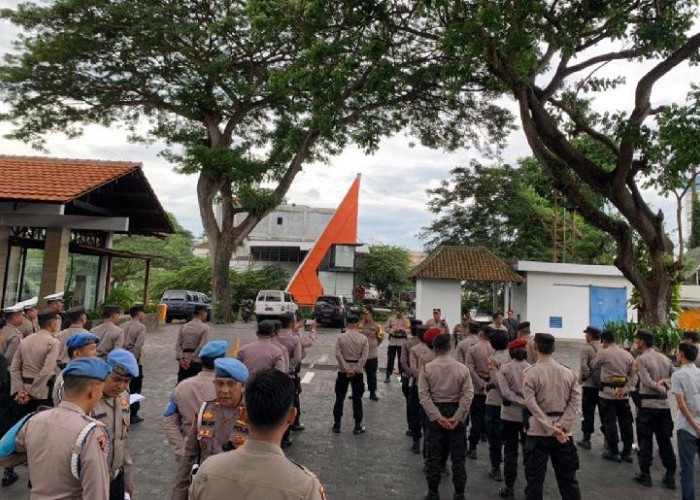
[313,295,349,327]
[161,290,213,323]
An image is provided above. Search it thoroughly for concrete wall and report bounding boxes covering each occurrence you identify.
[523,271,635,339]
[231,204,333,243]
[415,279,461,328]
[510,281,528,322]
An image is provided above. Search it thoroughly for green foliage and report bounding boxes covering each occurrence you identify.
[604,320,686,354]
[357,246,411,299]
[149,258,214,301]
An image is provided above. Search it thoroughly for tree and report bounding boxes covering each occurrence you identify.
[0,1,506,321]
[421,157,616,264]
[358,245,411,300]
[407,1,700,325]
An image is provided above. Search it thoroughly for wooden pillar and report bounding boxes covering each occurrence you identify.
[143,259,151,305]
[39,227,71,308]
[104,255,113,300]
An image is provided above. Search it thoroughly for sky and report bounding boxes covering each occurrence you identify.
[0,3,694,252]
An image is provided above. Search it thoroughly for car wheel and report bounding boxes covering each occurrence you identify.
[165,317,173,324]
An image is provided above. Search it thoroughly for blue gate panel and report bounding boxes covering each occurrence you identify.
[589,286,627,330]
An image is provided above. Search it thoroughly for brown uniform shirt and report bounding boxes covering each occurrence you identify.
[466,340,495,395]
[361,321,380,358]
[122,319,147,362]
[91,391,132,485]
[579,340,600,388]
[277,329,302,374]
[57,324,87,368]
[237,339,287,375]
[18,317,39,338]
[15,401,110,500]
[172,399,248,500]
[522,357,581,437]
[335,329,369,373]
[454,336,479,365]
[175,318,210,362]
[425,318,450,335]
[91,321,125,359]
[295,329,316,359]
[418,354,474,422]
[591,344,638,400]
[0,324,20,365]
[164,370,217,460]
[10,329,59,399]
[486,349,511,406]
[636,348,674,409]
[189,439,323,500]
[400,336,420,375]
[498,359,531,422]
[409,342,431,379]
[386,315,410,347]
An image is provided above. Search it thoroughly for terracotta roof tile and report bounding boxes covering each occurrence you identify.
[409,246,523,283]
[0,155,140,203]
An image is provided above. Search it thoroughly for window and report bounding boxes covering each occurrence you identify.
[332,245,355,268]
[549,316,563,328]
[163,291,186,301]
[277,217,283,225]
[284,293,293,303]
[265,292,282,302]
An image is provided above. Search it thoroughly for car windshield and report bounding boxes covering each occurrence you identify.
[317,296,340,305]
[264,292,281,302]
[163,291,186,301]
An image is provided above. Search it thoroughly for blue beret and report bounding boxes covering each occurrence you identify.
[66,333,100,350]
[199,340,228,359]
[63,358,112,381]
[214,358,249,383]
[107,349,139,378]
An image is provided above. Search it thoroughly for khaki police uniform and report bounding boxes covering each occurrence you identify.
[122,319,147,416]
[175,318,210,383]
[452,322,469,348]
[522,358,582,499]
[237,338,287,376]
[292,328,316,428]
[333,328,369,426]
[425,317,450,335]
[18,317,39,338]
[271,337,290,374]
[591,344,637,457]
[465,339,494,452]
[189,439,324,500]
[360,321,380,396]
[635,348,676,477]
[277,329,302,375]
[0,323,20,365]
[418,353,474,497]
[579,340,600,441]
[15,401,110,499]
[10,329,59,409]
[455,334,478,364]
[498,358,530,491]
[485,349,511,472]
[172,399,248,500]
[91,390,133,494]
[400,335,421,437]
[57,324,87,369]
[385,314,410,380]
[164,370,217,460]
[91,321,125,359]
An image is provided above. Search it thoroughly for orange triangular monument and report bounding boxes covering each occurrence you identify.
[286,174,361,306]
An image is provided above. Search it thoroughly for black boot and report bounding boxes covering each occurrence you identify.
[632,472,652,487]
[489,466,503,482]
[2,468,18,487]
[662,471,676,489]
[498,486,514,499]
[332,421,341,433]
[411,439,421,454]
[353,423,366,435]
[576,434,591,450]
[369,393,379,401]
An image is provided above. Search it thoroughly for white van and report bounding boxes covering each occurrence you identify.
[255,290,299,320]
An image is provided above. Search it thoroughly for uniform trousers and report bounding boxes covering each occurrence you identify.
[129,364,143,417]
[177,361,202,383]
[485,404,503,468]
[365,357,378,395]
[109,473,125,500]
[12,397,52,422]
[407,383,423,439]
[677,429,700,500]
[580,387,599,437]
[401,375,410,429]
[333,372,365,424]
[524,435,581,500]
[424,403,467,495]
[293,366,303,426]
[636,407,676,474]
[467,394,486,450]
[386,345,403,378]
[599,398,634,454]
[502,419,525,488]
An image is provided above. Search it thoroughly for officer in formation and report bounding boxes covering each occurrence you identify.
[53,333,100,405]
[164,340,226,462]
[333,318,369,434]
[522,333,582,500]
[0,303,23,369]
[171,358,249,500]
[425,308,450,336]
[465,324,494,459]
[3,357,112,499]
[189,369,324,500]
[18,298,39,338]
[276,314,301,448]
[418,333,474,500]
[454,321,479,365]
[0,323,15,487]
[270,320,290,375]
[405,324,428,453]
[122,305,147,422]
[360,306,380,401]
[516,321,537,365]
[44,292,70,330]
[57,306,89,369]
[176,305,211,382]
[576,326,601,450]
[91,305,125,359]
[400,320,422,441]
[452,314,470,348]
[484,330,510,482]
[385,304,410,383]
[237,320,286,375]
[291,315,316,432]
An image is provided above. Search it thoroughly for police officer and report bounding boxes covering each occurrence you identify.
[176,305,211,382]
[503,310,518,341]
[333,319,369,435]
[10,309,60,415]
[171,358,249,500]
[465,325,495,459]
[0,303,23,365]
[164,340,227,462]
[7,357,112,499]
[360,306,380,401]
[270,320,290,376]
[577,326,601,450]
[237,320,287,376]
[43,292,70,329]
[496,338,531,499]
[455,321,480,365]
[452,315,471,349]
[53,333,100,405]
[189,369,324,500]
[419,333,474,500]
[485,330,511,482]
[0,323,16,487]
[57,306,89,369]
[523,333,582,500]
[93,349,138,500]
[407,325,429,453]
[385,305,411,383]
[291,315,316,432]
[425,308,450,335]
[276,314,301,448]
[400,320,422,441]
[591,329,637,463]
[91,305,125,359]
[17,297,39,338]
[516,322,537,365]
[632,329,676,488]
[122,305,147,422]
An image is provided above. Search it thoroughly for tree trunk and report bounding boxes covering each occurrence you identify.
[636,277,672,327]
[211,234,235,323]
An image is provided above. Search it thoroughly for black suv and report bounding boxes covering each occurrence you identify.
[161,290,213,323]
[313,295,349,327]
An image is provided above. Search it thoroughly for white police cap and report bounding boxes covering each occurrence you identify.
[19,297,38,310]
[2,303,23,314]
[43,292,64,302]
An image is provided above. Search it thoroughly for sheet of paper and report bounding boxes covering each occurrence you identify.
[129,393,145,404]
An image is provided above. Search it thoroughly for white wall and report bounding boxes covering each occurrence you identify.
[523,272,635,339]
[416,279,461,328]
[510,281,528,323]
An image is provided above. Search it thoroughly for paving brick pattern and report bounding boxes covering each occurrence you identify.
[3,322,694,499]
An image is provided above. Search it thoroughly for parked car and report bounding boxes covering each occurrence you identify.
[364,285,380,301]
[313,295,349,327]
[161,290,213,323]
[254,290,299,321]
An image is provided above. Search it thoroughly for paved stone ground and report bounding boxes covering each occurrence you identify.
[4,322,695,499]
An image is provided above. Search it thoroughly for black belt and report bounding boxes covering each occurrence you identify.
[344,359,358,363]
[183,348,195,353]
[435,402,460,406]
[22,377,34,384]
[523,409,563,430]
[638,394,668,400]
[546,411,564,417]
[390,334,407,339]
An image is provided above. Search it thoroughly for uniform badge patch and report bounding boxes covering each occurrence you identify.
[120,398,128,409]
[202,411,215,421]
[198,428,213,439]
[233,434,246,447]
[98,434,108,454]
